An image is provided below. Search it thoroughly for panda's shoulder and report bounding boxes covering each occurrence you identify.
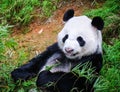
[47,42,61,52]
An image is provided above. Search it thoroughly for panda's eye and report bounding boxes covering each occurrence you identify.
[77,36,85,46]
[62,34,68,43]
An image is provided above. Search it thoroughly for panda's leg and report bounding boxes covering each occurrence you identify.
[11,51,49,82]
[36,71,94,92]
[11,43,59,82]
[36,71,63,91]
[56,75,94,92]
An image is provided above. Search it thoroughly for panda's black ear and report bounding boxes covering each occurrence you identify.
[91,16,104,30]
[63,9,74,22]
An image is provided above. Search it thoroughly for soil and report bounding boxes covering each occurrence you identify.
[12,1,95,57]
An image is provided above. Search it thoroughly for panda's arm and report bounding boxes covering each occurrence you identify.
[91,53,103,73]
[11,42,60,82]
[79,53,103,73]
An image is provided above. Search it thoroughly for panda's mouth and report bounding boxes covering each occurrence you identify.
[65,52,79,57]
[72,52,79,56]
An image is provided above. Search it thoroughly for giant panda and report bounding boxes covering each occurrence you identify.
[11,9,104,92]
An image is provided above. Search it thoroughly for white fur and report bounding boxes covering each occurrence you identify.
[40,53,71,73]
[58,16,102,59]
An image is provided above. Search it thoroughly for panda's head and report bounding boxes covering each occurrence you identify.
[58,9,104,59]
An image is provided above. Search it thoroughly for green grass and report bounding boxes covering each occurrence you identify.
[40,0,57,17]
[0,0,40,26]
[0,0,59,28]
[0,25,38,91]
[0,25,17,61]
[72,62,96,81]
[0,25,16,91]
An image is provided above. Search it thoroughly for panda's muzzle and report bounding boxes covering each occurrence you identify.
[65,47,79,57]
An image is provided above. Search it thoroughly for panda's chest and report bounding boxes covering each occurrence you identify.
[40,53,72,73]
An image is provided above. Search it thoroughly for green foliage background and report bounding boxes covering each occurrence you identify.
[0,0,120,92]
[0,0,58,26]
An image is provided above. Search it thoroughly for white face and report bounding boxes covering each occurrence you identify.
[58,16,102,59]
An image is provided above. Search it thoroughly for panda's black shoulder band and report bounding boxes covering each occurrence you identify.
[63,9,74,22]
[47,42,61,52]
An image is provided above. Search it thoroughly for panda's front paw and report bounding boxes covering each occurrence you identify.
[11,69,36,82]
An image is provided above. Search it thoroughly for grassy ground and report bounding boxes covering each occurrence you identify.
[0,0,120,92]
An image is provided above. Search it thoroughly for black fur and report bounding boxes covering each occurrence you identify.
[11,43,59,82]
[77,36,85,46]
[37,71,94,92]
[11,42,102,92]
[62,34,68,43]
[63,9,74,22]
[91,16,104,30]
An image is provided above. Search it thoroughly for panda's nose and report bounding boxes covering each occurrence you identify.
[65,47,74,53]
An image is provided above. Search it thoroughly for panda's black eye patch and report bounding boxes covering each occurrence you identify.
[77,36,85,46]
[62,34,68,43]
